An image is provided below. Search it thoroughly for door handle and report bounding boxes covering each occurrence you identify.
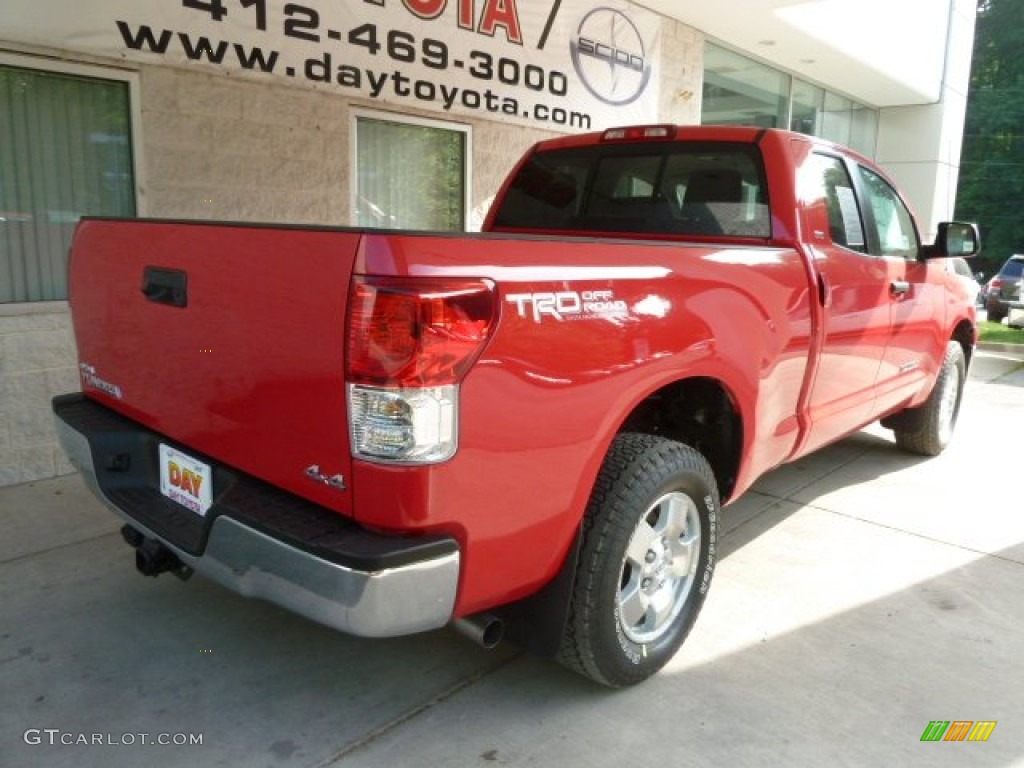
[890,280,910,297]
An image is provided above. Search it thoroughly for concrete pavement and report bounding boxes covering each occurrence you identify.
[2,350,1023,768]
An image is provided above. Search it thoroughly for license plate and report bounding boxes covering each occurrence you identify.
[158,444,213,516]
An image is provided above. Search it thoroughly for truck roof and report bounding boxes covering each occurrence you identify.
[526,124,881,186]
[533,124,767,152]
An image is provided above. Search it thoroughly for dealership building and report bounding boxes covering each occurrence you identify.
[0,0,977,484]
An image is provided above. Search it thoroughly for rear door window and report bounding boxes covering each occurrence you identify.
[804,153,866,251]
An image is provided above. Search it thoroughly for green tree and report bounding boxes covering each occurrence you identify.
[955,0,1024,275]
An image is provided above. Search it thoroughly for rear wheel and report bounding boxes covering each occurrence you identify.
[557,433,718,687]
[891,341,966,456]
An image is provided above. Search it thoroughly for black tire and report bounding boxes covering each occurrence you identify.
[891,341,966,456]
[557,433,718,687]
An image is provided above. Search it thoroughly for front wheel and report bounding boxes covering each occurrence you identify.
[557,434,719,687]
[890,341,966,456]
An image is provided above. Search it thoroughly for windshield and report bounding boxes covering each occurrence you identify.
[492,142,770,238]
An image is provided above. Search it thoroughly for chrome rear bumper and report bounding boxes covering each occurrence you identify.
[54,394,459,638]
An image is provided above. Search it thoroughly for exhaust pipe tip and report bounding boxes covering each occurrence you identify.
[451,613,504,650]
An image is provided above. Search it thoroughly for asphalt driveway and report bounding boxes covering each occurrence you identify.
[2,349,1022,768]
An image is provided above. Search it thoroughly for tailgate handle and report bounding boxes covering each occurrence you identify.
[142,267,188,308]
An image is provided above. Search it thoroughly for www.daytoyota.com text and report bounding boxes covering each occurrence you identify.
[117,13,593,129]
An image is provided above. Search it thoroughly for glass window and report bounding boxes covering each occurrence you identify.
[354,115,467,231]
[1,64,136,303]
[858,166,919,259]
[492,142,770,238]
[791,79,825,136]
[485,148,589,230]
[592,155,661,202]
[820,92,853,147]
[847,104,879,157]
[701,44,789,129]
[820,92,878,156]
[700,44,878,158]
[805,153,866,251]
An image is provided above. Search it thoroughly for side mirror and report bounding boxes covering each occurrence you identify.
[923,221,981,259]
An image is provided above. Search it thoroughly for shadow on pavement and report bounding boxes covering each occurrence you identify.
[327,540,1024,768]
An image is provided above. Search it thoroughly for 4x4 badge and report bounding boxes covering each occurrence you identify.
[304,465,346,490]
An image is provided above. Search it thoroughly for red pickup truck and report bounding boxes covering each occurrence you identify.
[53,125,979,687]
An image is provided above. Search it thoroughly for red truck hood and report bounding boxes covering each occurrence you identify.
[69,219,359,515]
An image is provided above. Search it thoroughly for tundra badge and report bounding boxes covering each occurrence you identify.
[79,363,124,399]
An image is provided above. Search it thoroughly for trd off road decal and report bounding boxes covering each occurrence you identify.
[505,289,628,322]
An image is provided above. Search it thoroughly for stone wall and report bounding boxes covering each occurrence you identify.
[0,304,78,485]
[660,20,705,125]
[137,65,561,226]
[140,66,352,224]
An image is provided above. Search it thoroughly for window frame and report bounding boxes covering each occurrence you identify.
[0,52,146,309]
[853,163,922,261]
[349,108,472,231]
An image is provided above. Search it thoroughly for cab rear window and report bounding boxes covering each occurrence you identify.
[492,142,770,238]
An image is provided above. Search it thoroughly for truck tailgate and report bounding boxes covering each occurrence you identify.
[69,219,360,514]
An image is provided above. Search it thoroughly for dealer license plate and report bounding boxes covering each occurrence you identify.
[158,444,213,516]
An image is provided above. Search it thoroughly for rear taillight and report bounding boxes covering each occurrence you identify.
[346,277,496,464]
[989,278,1002,293]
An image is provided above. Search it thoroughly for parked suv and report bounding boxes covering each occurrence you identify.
[985,254,1024,323]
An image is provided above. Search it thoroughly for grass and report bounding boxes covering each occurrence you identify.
[978,320,1024,344]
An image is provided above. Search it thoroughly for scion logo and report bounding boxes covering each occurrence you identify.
[570,7,652,106]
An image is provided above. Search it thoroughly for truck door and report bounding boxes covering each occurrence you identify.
[854,165,945,415]
[796,151,890,454]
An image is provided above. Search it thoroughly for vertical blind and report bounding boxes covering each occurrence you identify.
[355,117,465,231]
[0,65,135,303]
